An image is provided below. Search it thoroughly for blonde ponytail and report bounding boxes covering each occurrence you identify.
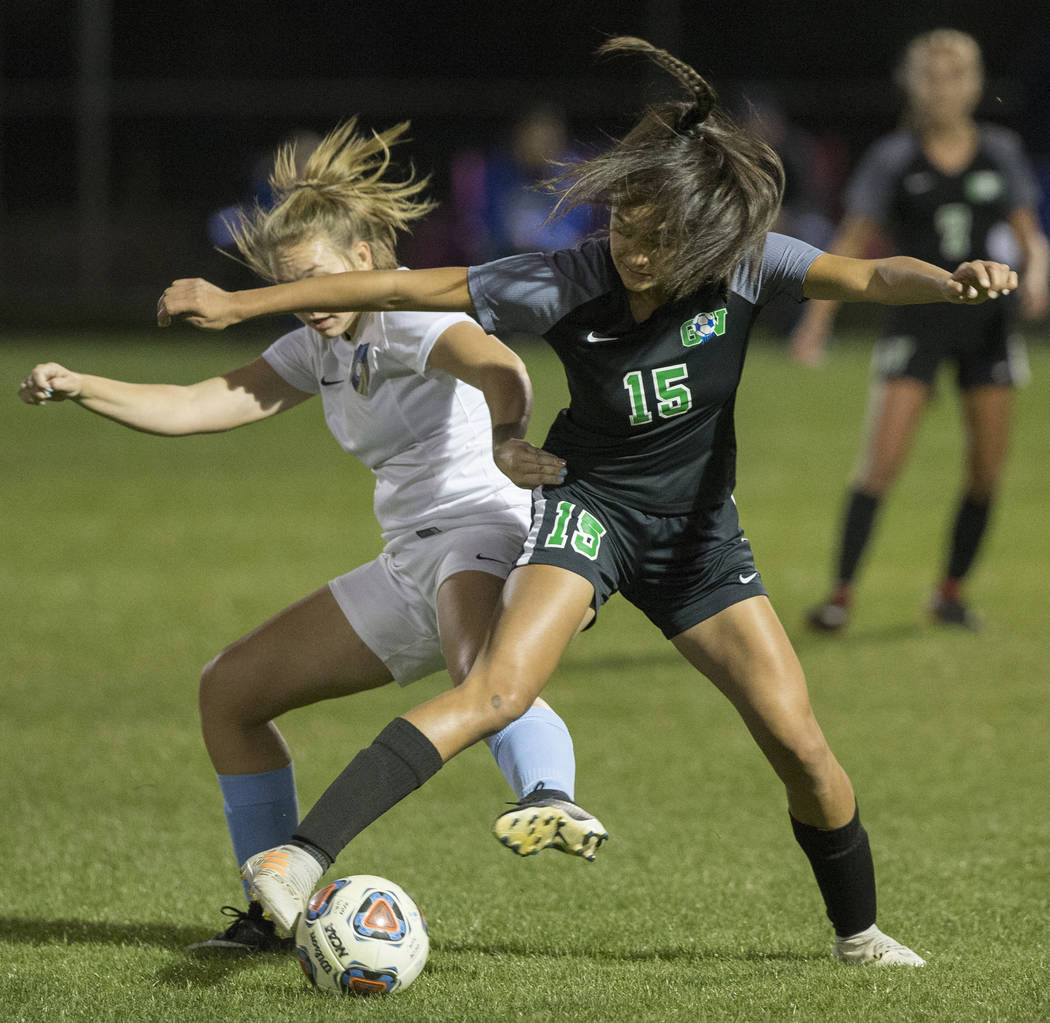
[229,119,436,280]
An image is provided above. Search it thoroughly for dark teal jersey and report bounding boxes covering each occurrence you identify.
[468,234,821,514]
[843,125,1038,340]
[844,125,1038,268]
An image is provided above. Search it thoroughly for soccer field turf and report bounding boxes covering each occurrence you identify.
[3,329,1048,1021]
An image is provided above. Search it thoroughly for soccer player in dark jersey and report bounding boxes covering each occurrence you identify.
[159,37,1018,966]
[794,29,1049,632]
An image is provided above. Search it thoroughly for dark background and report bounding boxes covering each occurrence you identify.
[2,0,1048,324]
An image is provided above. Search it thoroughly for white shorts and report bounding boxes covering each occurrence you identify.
[328,511,528,685]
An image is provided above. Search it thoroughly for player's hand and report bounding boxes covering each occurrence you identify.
[18,363,83,405]
[493,438,568,489]
[945,261,1018,303]
[158,278,241,330]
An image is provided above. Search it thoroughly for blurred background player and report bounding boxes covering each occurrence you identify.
[793,29,1049,632]
[19,119,604,952]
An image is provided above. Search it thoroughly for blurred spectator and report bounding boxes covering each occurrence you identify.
[207,130,322,282]
[734,84,843,333]
[451,103,596,263]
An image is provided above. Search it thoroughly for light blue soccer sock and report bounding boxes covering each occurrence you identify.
[217,764,299,900]
[486,704,575,799]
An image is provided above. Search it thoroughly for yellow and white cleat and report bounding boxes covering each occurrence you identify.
[492,787,608,862]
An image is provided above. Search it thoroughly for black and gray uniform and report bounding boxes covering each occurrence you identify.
[846,125,1038,388]
[468,234,822,637]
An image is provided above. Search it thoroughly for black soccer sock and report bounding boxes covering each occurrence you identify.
[835,489,881,586]
[293,717,444,864]
[289,838,333,872]
[791,806,876,938]
[945,495,991,583]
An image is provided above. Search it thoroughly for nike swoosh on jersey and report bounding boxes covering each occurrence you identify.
[321,376,346,386]
[585,331,620,343]
[475,553,507,563]
[738,572,758,584]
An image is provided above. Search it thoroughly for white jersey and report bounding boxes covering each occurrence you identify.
[263,308,530,541]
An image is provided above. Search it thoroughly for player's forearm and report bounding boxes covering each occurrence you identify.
[230,268,475,322]
[481,359,533,445]
[862,256,956,305]
[74,376,226,436]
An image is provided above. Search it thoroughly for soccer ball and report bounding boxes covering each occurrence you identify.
[691,312,717,339]
[295,874,429,996]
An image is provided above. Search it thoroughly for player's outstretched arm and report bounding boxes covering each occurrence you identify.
[427,322,566,489]
[803,253,1017,306]
[158,267,475,331]
[789,214,880,367]
[17,358,309,435]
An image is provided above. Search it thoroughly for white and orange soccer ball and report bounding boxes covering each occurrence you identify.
[295,874,429,996]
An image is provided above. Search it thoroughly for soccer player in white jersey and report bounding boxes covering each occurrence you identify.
[159,38,1018,969]
[18,120,605,953]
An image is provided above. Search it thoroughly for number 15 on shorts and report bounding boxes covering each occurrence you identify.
[543,501,607,560]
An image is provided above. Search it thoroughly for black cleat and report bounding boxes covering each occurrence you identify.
[492,786,608,861]
[186,902,295,953]
[930,594,979,631]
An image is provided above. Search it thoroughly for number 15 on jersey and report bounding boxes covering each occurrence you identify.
[622,363,693,426]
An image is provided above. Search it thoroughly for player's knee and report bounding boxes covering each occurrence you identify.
[488,689,534,730]
[459,667,535,732]
[782,731,837,788]
[198,648,252,726]
[198,652,224,720]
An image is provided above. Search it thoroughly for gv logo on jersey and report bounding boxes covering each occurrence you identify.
[680,308,727,347]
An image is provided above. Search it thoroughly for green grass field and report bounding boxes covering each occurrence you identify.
[2,328,1048,1022]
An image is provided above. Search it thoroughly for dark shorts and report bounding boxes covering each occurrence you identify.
[875,301,1025,390]
[516,483,766,639]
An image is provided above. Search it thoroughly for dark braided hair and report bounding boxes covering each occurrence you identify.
[549,36,785,299]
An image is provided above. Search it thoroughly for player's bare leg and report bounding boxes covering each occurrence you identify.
[200,586,394,776]
[808,378,929,631]
[192,587,394,947]
[436,568,605,858]
[931,383,1012,628]
[416,565,608,858]
[673,596,855,827]
[673,596,924,965]
[404,566,593,754]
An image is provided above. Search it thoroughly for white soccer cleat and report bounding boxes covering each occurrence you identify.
[240,844,323,938]
[493,786,608,862]
[806,600,849,632]
[834,924,926,966]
